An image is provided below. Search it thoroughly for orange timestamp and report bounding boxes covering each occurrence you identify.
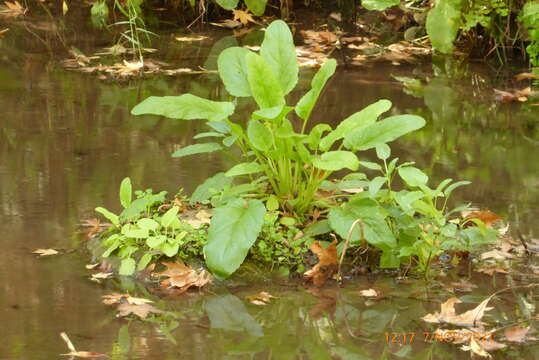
[384,331,494,345]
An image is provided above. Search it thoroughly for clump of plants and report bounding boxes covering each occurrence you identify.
[94,20,498,279]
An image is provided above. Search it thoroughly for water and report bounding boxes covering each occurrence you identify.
[1,23,538,360]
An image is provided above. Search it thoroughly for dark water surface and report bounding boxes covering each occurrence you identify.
[1,26,538,360]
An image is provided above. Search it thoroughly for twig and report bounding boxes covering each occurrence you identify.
[337,219,365,283]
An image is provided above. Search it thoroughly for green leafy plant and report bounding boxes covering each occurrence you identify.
[215,0,268,16]
[130,20,426,277]
[519,1,539,66]
[95,178,206,275]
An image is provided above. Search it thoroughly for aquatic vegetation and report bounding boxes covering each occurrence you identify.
[94,178,207,275]
[109,19,501,279]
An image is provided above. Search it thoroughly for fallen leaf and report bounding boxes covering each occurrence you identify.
[79,218,107,239]
[90,272,113,282]
[0,28,8,36]
[480,249,514,261]
[461,337,492,358]
[246,291,277,305]
[175,35,208,42]
[504,326,530,342]
[60,332,107,358]
[443,280,477,293]
[33,248,59,256]
[0,1,26,17]
[304,240,338,287]
[477,266,509,276]
[422,297,493,327]
[153,261,211,292]
[210,19,242,29]
[359,289,378,297]
[515,72,538,81]
[102,293,153,306]
[232,9,256,26]
[185,209,212,229]
[465,210,501,228]
[85,263,99,270]
[116,302,164,319]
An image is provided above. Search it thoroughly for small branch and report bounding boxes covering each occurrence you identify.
[337,219,365,283]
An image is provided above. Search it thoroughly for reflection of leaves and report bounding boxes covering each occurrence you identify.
[245,291,276,305]
[102,293,153,306]
[204,294,263,337]
[117,303,164,319]
[32,248,59,256]
[504,326,532,342]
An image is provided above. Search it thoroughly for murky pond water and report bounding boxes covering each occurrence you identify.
[1,24,538,360]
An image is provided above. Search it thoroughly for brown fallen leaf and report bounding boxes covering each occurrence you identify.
[464,210,501,228]
[90,272,113,282]
[246,291,277,305]
[443,280,477,293]
[477,266,509,276]
[232,9,256,26]
[33,248,59,256]
[152,261,211,292]
[0,0,26,17]
[0,28,8,36]
[175,35,208,42]
[60,332,107,358]
[304,240,338,287]
[461,337,492,358]
[79,218,108,239]
[422,297,493,327]
[102,293,153,306]
[504,326,531,342]
[515,72,539,81]
[359,289,378,297]
[116,303,164,319]
[480,249,514,261]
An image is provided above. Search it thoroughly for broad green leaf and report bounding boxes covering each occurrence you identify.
[247,119,273,151]
[137,253,153,271]
[246,52,284,109]
[344,114,426,150]
[307,123,332,150]
[161,206,180,228]
[207,121,231,134]
[222,135,238,147]
[146,235,166,249]
[252,105,293,122]
[398,166,429,187]
[312,151,359,171]
[95,207,119,226]
[260,20,298,95]
[360,161,382,171]
[369,176,387,197]
[119,177,132,209]
[320,99,392,151]
[161,242,180,257]
[131,94,235,122]
[361,0,400,11]
[328,199,396,250]
[193,132,225,139]
[395,190,425,213]
[137,218,159,231]
[204,199,266,277]
[295,59,337,121]
[245,0,267,15]
[225,162,265,177]
[215,0,239,10]
[426,0,463,53]
[218,47,252,97]
[444,180,471,197]
[190,172,233,205]
[119,258,136,276]
[122,228,148,238]
[171,143,223,158]
[380,250,400,268]
[376,144,391,160]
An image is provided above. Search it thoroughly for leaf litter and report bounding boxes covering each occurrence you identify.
[245,291,277,306]
[152,261,212,292]
[304,240,338,287]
